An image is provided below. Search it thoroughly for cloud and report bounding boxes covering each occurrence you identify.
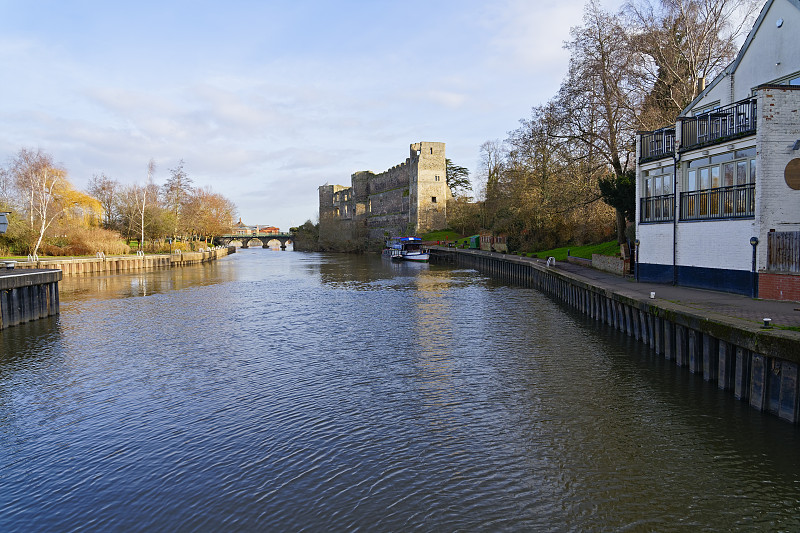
[425,90,470,109]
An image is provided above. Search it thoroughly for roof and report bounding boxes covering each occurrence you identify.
[680,0,800,116]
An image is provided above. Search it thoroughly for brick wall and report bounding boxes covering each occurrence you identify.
[759,272,800,302]
[756,86,800,270]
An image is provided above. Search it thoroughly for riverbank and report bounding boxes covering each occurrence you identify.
[0,269,61,329]
[8,246,236,276]
[430,246,800,424]
[0,246,235,329]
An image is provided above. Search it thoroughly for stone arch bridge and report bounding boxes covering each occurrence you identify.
[214,234,294,250]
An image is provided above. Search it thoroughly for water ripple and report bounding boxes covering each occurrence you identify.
[2,252,800,531]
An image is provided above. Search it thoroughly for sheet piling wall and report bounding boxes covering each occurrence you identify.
[13,246,235,276]
[431,248,800,425]
[0,270,61,330]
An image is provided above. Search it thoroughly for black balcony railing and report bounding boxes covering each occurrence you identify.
[639,128,675,163]
[680,97,757,151]
[640,194,675,223]
[680,183,755,221]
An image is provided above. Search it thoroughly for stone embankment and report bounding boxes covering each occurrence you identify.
[0,246,235,330]
[430,247,800,425]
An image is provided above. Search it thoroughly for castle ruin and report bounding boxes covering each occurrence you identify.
[318,142,451,246]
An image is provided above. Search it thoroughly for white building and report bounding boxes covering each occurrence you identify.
[636,0,800,299]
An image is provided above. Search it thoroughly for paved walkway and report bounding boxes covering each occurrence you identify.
[544,257,800,329]
[440,247,800,329]
[0,267,54,277]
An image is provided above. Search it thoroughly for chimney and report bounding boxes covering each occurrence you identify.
[697,76,706,93]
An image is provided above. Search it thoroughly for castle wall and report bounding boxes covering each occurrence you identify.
[318,142,450,246]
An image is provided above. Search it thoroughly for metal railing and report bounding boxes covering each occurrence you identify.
[640,194,675,223]
[680,97,757,151]
[680,183,755,221]
[639,128,675,163]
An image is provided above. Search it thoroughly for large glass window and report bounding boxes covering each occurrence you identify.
[682,151,756,220]
[641,167,674,222]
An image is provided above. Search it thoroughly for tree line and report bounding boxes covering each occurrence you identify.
[451,0,758,252]
[0,148,237,256]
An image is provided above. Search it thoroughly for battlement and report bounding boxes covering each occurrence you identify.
[319,142,451,242]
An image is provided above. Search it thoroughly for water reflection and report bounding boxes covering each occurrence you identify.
[2,250,800,531]
[59,259,239,302]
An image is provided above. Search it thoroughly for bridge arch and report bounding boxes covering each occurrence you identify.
[214,234,294,250]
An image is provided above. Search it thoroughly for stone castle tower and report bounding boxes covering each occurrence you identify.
[319,142,451,243]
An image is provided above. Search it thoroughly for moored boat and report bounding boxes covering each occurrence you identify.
[382,237,429,263]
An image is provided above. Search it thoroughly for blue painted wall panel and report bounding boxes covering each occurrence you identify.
[637,263,753,296]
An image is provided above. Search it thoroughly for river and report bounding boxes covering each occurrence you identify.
[1,249,799,531]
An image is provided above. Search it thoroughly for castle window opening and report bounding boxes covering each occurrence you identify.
[431,196,437,203]
[430,148,433,154]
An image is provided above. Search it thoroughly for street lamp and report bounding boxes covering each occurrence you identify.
[750,236,759,298]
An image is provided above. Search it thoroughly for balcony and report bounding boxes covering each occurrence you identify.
[639,128,675,163]
[640,194,675,223]
[680,183,755,221]
[680,97,757,152]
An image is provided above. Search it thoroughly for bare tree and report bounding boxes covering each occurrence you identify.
[184,186,236,245]
[87,173,120,229]
[624,0,760,128]
[162,159,193,239]
[7,149,71,256]
[553,2,640,242]
[134,159,156,250]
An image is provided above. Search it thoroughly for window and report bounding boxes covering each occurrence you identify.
[431,196,437,203]
[641,167,674,223]
[435,175,440,181]
[693,102,720,116]
[681,151,756,220]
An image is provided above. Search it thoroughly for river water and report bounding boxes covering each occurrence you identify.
[1,249,800,531]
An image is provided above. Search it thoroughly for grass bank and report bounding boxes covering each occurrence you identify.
[528,241,620,261]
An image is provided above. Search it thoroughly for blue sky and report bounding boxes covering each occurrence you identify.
[0,0,622,230]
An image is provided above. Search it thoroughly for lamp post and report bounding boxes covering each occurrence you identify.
[750,236,759,298]
[634,239,640,281]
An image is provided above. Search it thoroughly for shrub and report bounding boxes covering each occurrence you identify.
[42,226,131,256]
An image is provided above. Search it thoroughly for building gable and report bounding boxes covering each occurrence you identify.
[682,0,800,116]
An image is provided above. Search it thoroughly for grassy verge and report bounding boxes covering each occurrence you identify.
[528,240,620,261]
[420,230,464,242]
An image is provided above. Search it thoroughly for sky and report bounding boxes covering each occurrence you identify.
[0,0,623,231]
